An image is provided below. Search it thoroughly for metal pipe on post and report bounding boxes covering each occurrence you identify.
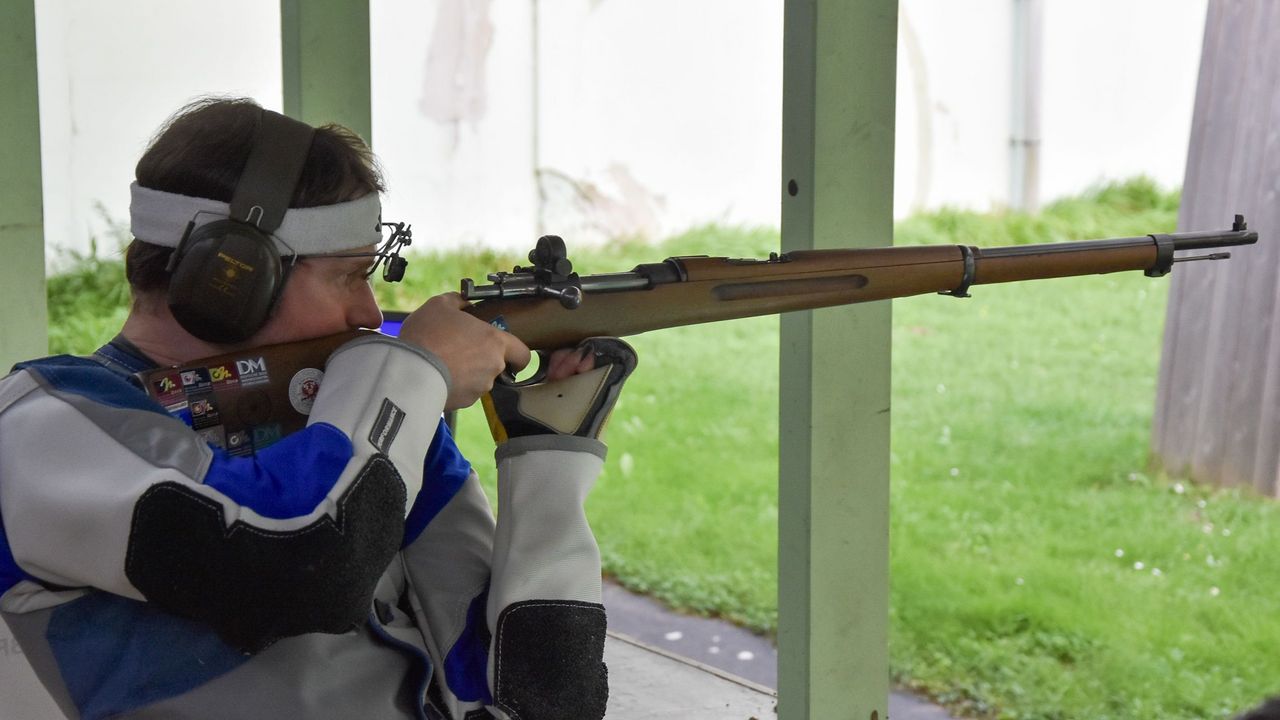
[1010,0,1043,212]
[531,0,546,237]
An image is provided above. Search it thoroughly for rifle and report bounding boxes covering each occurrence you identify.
[459,215,1258,352]
[140,216,1256,451]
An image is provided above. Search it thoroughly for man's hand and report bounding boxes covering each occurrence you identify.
[482,337,637,444]
[543,344,598,381]
[398,293,531,410]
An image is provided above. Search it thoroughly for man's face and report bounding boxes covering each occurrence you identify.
[247,245,384,346]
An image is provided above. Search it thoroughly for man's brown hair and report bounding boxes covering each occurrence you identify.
[126,97,385,295]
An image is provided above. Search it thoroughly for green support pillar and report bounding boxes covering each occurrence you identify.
[280,0,372,142]
[777,1,897,719]
[0,0,47,372]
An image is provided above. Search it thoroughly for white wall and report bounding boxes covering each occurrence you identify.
[371,0,539,252]
[896,0,1014,216]
[894,0,1208,216]
[532,0,784,243]
[1038,0,1208,201]
[35,1,282,267]
[35,0,1207,262]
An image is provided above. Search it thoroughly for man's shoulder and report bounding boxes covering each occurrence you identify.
[5,353,159,414]
[11,352,103,375]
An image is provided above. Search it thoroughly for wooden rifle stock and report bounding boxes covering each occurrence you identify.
[461,217,1258,352]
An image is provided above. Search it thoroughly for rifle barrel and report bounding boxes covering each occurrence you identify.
[977,229,1255,260]
[971,227,1256,286]
[463,222,1259,351]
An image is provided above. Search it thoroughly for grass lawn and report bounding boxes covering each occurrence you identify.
[45,179,1279,719]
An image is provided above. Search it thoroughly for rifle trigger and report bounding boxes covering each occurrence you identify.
[939,245,977,298]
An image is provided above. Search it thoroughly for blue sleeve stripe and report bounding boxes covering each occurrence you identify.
[16,357,166,415]
[0,509,34,597]
[203,423,355,520]
[402,419,473,547]
[443,588,494,704]
[46,592,248,719]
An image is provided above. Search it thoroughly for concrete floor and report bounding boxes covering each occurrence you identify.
[603,580,957,720]
[604,629,957,720]
[604,632,776,719]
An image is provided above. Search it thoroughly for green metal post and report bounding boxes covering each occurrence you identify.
[0,0,48,372]
[778,1,897,719]
[280,0,372,142]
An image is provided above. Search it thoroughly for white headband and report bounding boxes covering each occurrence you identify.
[129,182,383,254]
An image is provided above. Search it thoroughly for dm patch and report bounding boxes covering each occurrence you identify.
[252,423,283,449]
[235,356,271,387]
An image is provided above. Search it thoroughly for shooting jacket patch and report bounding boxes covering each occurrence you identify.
[493,599,608,720]
[124,455,406,653]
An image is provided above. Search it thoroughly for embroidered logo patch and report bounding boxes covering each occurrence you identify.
[369,399,406,454]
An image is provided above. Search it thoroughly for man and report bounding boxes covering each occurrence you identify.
[0,98,631,719]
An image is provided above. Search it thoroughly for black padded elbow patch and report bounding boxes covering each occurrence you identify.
[125,456,406,653]
[493,600,608,720]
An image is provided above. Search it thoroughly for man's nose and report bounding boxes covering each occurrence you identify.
[348,286,384,330]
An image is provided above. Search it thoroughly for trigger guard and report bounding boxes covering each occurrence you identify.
[496,350,550,388]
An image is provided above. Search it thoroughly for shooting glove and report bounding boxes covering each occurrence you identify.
[481,337,637,443]
[476,337,635,720]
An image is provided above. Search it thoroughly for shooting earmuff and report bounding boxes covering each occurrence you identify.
[166,110,316,344]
